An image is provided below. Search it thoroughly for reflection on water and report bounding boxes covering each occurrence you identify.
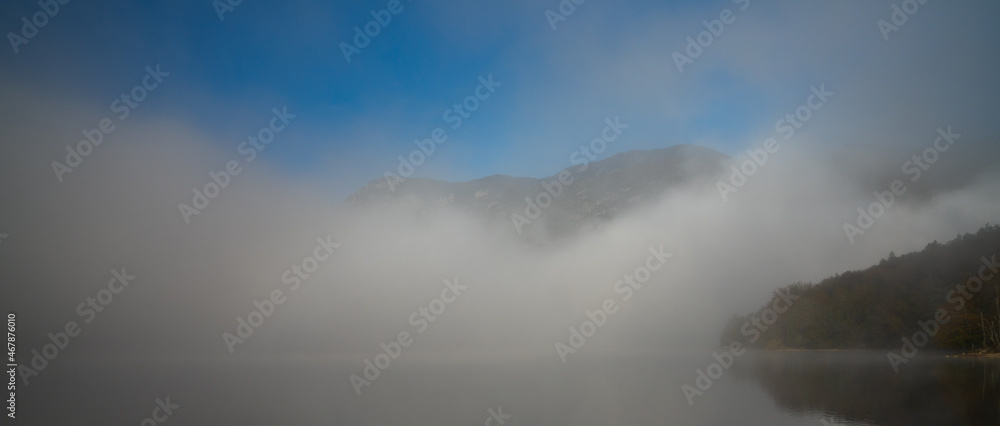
[732,351,1000,426]
[17,352,1000,425]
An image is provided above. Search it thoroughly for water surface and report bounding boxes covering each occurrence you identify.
[18,351,1000,425]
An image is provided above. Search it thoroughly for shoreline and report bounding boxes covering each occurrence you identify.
[947,352,1000,358]
[742,348,1000,358]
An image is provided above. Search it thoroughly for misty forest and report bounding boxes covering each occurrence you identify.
[2,1,1000,425]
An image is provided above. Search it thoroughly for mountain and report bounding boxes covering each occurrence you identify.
[346,145,729,239]
[720,224,1000,353]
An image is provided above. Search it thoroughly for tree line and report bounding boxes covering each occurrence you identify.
[721,224,1000,353]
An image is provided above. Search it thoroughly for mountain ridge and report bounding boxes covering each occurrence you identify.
[345,145,730,239]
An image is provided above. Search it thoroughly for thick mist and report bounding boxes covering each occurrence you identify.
[2,83,999,375]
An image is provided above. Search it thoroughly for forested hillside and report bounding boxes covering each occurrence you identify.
[721,224,1000,352]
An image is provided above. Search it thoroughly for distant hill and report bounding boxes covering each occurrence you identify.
[346,145,729,240]
[721,224,1000,352]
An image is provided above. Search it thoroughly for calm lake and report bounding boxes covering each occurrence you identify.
[17,351,1000,425]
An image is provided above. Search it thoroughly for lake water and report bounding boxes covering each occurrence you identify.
[16,351,1000,425]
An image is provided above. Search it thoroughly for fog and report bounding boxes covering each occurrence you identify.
[3,83,999,372]
[2,1,1000,423]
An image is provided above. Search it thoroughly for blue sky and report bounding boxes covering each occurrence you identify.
[3,0,999,201]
